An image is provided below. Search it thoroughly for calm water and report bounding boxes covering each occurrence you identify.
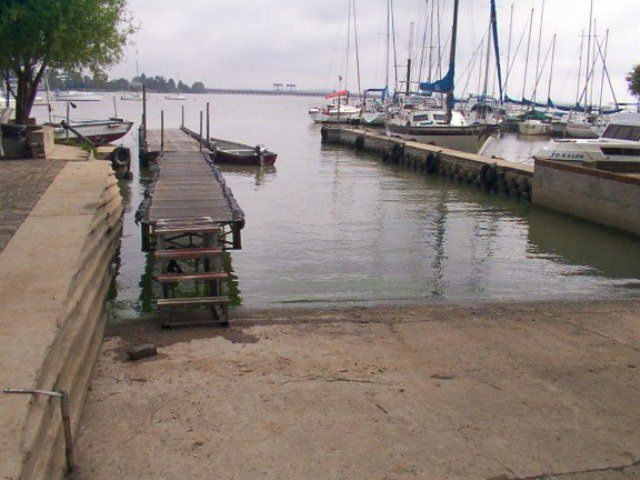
[33,94,640,317]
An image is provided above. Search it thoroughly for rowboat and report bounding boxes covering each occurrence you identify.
[209,138,277,166]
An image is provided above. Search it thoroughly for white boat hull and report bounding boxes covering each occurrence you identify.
[386,126,498,154]
[564,124,603,139]
[309,110,360,124]
[361,111,386,126]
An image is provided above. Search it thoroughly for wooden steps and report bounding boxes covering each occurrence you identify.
[153,224,230,327]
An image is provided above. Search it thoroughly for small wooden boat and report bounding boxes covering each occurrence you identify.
[209,138,277,166]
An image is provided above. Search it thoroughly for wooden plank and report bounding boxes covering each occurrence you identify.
[157,296,230,307]
[155,247,223,259]
[155,272,228,283]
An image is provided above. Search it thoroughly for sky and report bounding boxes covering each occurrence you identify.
[108,0,640,104]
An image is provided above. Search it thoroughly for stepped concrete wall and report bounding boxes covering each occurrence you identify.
[0,157,122,479]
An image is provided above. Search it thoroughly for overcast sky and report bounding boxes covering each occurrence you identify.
[108,0,640,104]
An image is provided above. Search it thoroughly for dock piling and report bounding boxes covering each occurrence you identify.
[160,110,164,153]
[206,102,210,142]
[181,105,184,128]
[199,111,203,151]
[142,84,147,141]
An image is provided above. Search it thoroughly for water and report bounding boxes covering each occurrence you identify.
[33,94,640,317]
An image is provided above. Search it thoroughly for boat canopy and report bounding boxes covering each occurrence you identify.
[364,87,389,100]
[326,90,349,99]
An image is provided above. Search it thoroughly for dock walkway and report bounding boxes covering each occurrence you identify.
[136,128,244,326]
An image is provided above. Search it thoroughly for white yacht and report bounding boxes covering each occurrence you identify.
[534,112,640,164]
[55,91,102,102]
[309,91,360,124]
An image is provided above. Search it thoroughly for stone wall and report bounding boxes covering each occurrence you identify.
[0,160,123,479]
[533,159,640,237]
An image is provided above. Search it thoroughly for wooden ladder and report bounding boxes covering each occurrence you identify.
[153,225,230,328]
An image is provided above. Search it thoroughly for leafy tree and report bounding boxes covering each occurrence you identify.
[627,64,640,99]
[0,0,135,123]
[191,81,206,93]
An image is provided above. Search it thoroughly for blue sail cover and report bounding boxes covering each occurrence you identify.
[418,67,454,94]
[365,87,389,100]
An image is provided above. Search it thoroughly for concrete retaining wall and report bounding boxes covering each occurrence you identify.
[322,127,533,201]
[533,159,640,237]
[0,160,122,479]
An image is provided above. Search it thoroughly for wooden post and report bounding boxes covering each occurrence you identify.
[181,105,185,128]
[199,110,203,151]
[206,102,210,142]
[160,110,164,153]
[142,84,147,140]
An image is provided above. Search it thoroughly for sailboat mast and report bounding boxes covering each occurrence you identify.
[521,8,534,101]
[445,0,459,122]
[353,0,362,97]
[428,0,435,81]
[385,0,390,90]
[406,22,414,94]
[575,29,585,110]
[345,0,352,94]
[533,0,545,104]
[436,0,442,77]
[547,33,556,105]
[589,19,597,108]
[598,28,609,115]
[505,3,513,98]
[482,21,492,98]
[584,0,594,109]
[391,0,399,92]
[417,0,429,84]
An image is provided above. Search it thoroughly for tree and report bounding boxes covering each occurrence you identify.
[627,64,640,99]
[0,0,135,123]
[191,82,206,93]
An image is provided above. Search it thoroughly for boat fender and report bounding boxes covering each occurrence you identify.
[480,163,498,189]
[320,126,328,142]
[425,152,440,174]
[390,143,404,163]
[110,146,131,169]
[355,135,365,151]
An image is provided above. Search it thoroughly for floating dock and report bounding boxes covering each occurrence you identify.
[137,128,244,326]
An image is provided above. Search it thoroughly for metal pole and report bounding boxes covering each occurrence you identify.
[199,110,203,151]
[142,84,147,140]
[3,388,75,473]
[206,102,210,142]
[59,389,74,473]
[160,110,164,153]
[181,105,184,128]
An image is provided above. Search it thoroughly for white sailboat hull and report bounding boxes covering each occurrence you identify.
[518,120,550,136]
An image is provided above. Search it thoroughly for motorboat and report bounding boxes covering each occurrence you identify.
[564,113,607,139]
[121,92,142,101]
[52,117,133,144]
[55,91,102,102]
[209,138,277,166]
[533,112,640,165]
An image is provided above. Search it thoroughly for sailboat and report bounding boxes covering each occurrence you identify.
[386,0,499,154]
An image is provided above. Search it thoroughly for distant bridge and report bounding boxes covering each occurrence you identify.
[204,88,329,97]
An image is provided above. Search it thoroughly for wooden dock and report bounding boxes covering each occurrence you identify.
[136,128,244,326]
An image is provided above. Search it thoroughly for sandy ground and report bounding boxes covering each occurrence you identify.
[73,300,640,479]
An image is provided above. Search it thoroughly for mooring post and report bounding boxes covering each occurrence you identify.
[142,84,147,140]
[160,110,164,153]
[206,102,210,143]
[199,110,203,151]
[181,105,185,128]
